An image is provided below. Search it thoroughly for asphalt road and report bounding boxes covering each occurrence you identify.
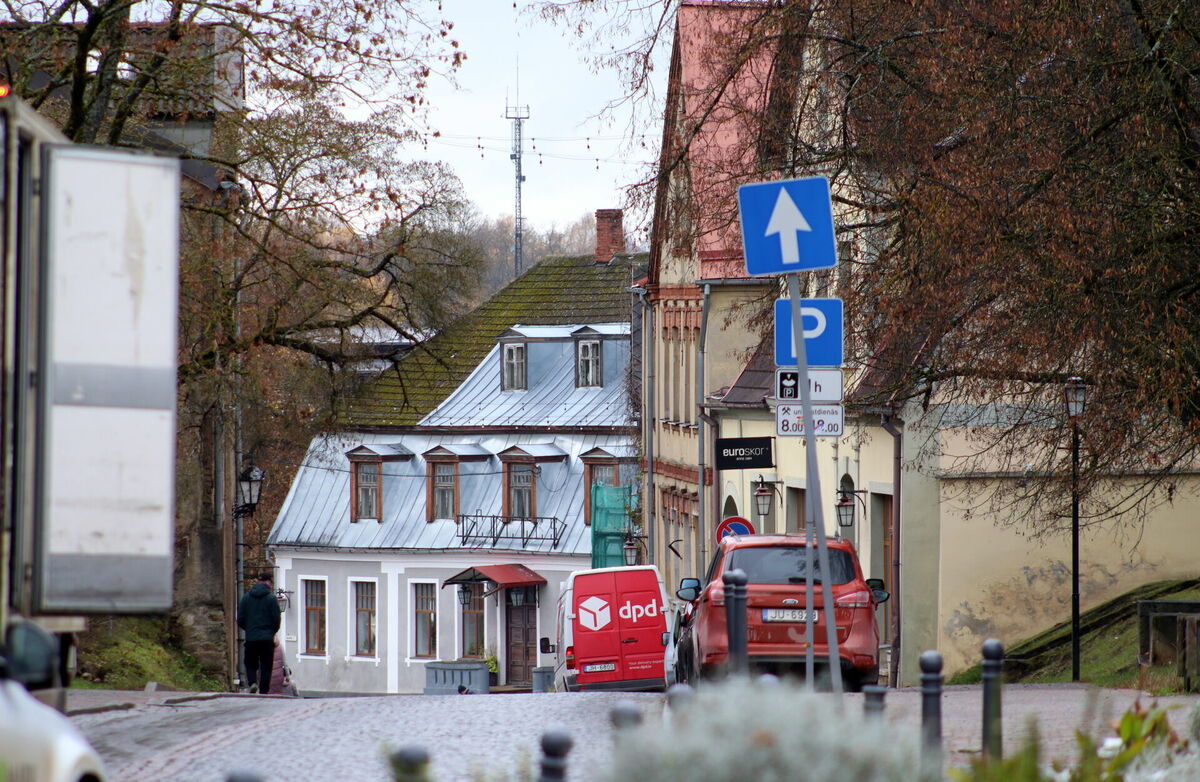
[68,684,1200,781]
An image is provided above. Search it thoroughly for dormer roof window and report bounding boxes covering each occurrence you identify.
[577,339,601,388]
[502,343,526,390]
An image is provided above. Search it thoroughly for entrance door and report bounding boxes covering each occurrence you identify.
[871,492,894,643]
[505,587,538,685]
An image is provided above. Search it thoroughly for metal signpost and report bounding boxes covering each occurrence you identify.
[738,175,844,695]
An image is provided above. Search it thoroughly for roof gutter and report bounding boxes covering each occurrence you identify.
[696,282,712,577]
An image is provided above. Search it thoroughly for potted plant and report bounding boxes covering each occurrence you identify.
[485,650,499,686]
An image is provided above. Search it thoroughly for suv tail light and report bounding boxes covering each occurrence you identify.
[565,645,576,669]
[835,589,872,609]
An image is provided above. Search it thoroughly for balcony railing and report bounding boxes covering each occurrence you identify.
[456,513,566,549]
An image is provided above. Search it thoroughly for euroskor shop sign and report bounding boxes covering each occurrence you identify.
[715,437,774,470]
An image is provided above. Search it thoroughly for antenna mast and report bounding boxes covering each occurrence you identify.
[506,103,529,278]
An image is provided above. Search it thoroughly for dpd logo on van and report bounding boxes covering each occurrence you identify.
[578,596,612,631]
[618,599,666,623]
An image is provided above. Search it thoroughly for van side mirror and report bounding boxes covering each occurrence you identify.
[4,619,59,690]
[539,637,555,654]
[676,578,702,602]
[661,631,670,647]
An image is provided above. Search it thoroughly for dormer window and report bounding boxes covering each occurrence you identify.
[352,461,381,522]
[503,343,527,390]
[577,340,601,387]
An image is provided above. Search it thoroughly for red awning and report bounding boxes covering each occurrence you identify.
[442,563,547,590]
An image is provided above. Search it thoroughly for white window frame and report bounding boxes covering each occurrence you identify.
[502,343,527,390]
[407,578,441,663]
[352,460,381,522]
[346,577,380,662]
[298,575,329,660]
[576,339,602,387]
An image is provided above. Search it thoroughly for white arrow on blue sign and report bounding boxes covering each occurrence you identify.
[738,176,837,276]
[775,298,843,367]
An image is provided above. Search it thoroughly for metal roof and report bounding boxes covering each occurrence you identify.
[498,443,568,460]
[580,445,638,460]
[502,323,631,340]
[418,338,635,429]
[347,443,414,459]
[268,431,636,555]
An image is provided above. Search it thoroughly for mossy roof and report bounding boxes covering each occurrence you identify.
[337,252,646,427]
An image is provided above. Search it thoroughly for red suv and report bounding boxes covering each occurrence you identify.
[673,534,888,690]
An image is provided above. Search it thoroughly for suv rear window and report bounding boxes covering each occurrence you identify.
[726,546,856,586]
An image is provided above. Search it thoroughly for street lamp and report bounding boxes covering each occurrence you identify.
[835,492,855,528]
[622,536,639,566]
[457,584,475,607]
[235,464,265,518]
[1065,376,1086,682]
[754,484,774,518]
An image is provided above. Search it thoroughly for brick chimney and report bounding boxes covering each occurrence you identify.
[594,209,625,264]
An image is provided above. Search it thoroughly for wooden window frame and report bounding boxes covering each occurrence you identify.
[576,339,602,388]
[350,458,382,522]
[502,460,537,519]
[502,342,527,390]
[412,581,438,659]
[425,458,460,522]
[582,458,624,526]
[349,579,377,658]
[460,583,485,659]
[301,577,327,656]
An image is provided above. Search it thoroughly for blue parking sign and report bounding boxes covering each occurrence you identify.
[738,177,837,276]
[774,298,843,367]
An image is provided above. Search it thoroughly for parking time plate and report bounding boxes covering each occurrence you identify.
[583,662,616,673]
[763,608,819,622]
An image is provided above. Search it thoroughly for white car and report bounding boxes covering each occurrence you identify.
[0,676,106,782]
[1,620,106,782]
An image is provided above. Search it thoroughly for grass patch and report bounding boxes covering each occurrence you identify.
[949,579,1200,693]
[74,616,225,692]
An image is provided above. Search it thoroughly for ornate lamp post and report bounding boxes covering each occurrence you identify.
[1065,377,1086,682]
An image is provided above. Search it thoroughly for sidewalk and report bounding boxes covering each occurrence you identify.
[858,683,1200,767]
[66,686,246,715]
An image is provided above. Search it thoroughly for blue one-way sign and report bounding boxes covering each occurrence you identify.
[775,298,843,367]
[738,176,837,276]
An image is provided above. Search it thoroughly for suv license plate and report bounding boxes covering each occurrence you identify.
[583,662,616,673]
[763,608,819,622]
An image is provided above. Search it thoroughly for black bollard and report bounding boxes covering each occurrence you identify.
[226,774,265,782]
[610,700,643,730]
[724,568,749,676]
[862,684,887,718]
[981,638,1004,760]
[539,729,573,782]
[666,682,695,713]
[389,746,431,782]
[919,650,944,764]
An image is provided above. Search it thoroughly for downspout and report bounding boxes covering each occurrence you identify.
[631,286,655,562]
[696,283,712,577]
[880,412,903,688]
[699,410,719,534]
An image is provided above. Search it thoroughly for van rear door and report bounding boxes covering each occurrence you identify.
[572,568,666,687]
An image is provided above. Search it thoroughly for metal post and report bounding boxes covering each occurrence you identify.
[785,273,842,696]
[981,639,1004,759]
[666,682,695,712]
[610,700,643,730]
[862,684,887,718]
[389,746,431,782]
[539,730,573,782]
[919,651,943,761]
[724,568,748,676]
[1071,418,1081,682]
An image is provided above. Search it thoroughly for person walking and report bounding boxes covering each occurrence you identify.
[237,572,281,694]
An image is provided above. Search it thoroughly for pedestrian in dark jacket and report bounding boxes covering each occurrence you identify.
[237,572,281,694]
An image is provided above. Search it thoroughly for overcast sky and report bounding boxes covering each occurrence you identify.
[418,2,659,240]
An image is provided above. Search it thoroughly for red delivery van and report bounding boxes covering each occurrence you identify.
[544,565,670,692]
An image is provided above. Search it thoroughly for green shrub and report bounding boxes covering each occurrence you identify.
[604,678,935,782]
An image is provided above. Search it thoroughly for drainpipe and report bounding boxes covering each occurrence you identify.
[880,412,903,688]
[630,285,655,562]
[696,283,712,577]
[699,410,719,532]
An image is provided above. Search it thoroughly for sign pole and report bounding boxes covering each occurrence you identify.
[786,273,843,696]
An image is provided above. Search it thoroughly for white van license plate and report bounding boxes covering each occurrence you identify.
[583,662,616,673]
[763,608,819,622]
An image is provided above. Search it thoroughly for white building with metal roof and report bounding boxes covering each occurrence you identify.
[267,322,638,694]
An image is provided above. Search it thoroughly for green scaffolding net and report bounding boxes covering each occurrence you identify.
[591,484,633,568]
